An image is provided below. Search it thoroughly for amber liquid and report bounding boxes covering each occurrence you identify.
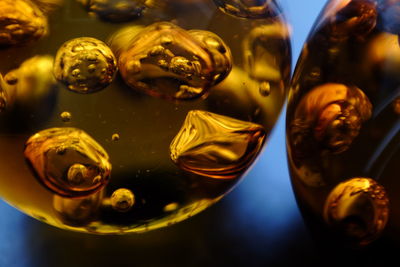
[0,0,290,233]
[287,0,400,247]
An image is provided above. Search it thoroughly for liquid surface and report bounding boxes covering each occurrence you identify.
[287,0,399,246]
[0,0,290,234]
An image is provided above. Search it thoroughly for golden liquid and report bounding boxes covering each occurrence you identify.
[0,0,290,234]
[287,0,399,247]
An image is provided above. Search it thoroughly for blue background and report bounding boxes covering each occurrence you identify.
[0,1,329,266]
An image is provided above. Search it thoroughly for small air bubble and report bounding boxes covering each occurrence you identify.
[111,188,135,212]
[163,202,179,212]
[112,133,120,141]
[259,81,271,97]
[60,111,72,122]
[67,163,87,186]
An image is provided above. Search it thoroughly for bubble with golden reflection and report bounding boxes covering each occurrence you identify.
[54,37,117,94]
[213,0,278,19]
[290,83,372,155]
[323,177,389,246]
[24,127,112,197]
[170,110,266,179]
[324,0,377,42]
[163,202,179,213]
[111,22,232,100]
[60,111,72,122]
[111,133,120,141]
[3,55,57,108]
[111,188,135,212]
[0,0,48,47]
[78,0,146,22]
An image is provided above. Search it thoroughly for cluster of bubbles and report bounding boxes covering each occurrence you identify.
[287,0,400,246]
[0,0,288,233]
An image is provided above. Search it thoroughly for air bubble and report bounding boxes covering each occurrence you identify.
[163,202,179,213]
[111,22,232,100]
[67,163,97,186]
[0,0,48,47]
[24,127,112,197]
[60,111,72,122]
[324,177,389,246]
[290,83,372,155]
[170,110,266,179]
[324,0,377,42]
[111,188,135,212]
[79,0,146,23]
[188,29,233,85]
[2,55,57,109]
[259,81,270,96]
[54,37,117,94]
[213,0,278,19]
[111,133,120,141]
